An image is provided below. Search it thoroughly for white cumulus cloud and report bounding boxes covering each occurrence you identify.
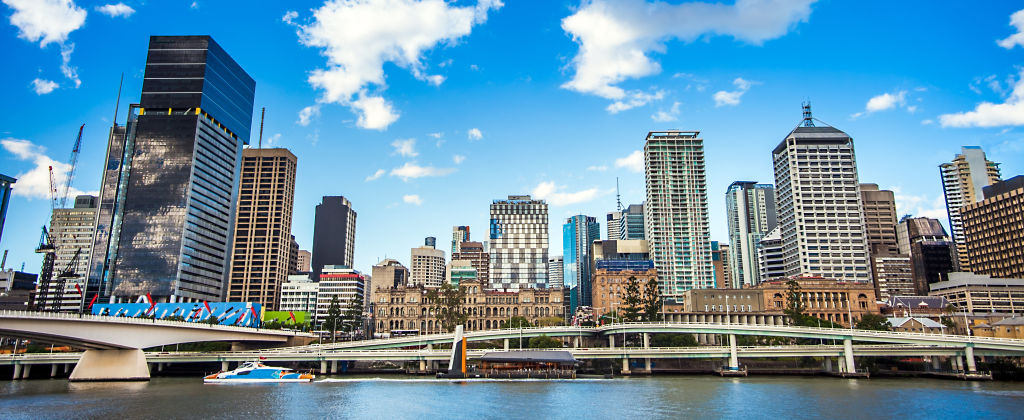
[391,138,418,157]
[850,90,909,118]
[390,162,455,181]
[365,168,386,181]
[614,150,643,173]
[297,105,321,126]
[282,10,298,24]
[31,78,58,95]
[531,181,604,206]
[467,127,483,140]
[712,77,754,107]
[403,194,423,205]
[607,90,664,113]
[96,3,134,18]
[1,137,95,199]
[587,165,608,171]
[651,101,680,122]
[453,154,465,164]
[891,187,948,225]
[561,0,814,110]
[940,69,1024,128]
[294,0,503,130]
[3,0,87,47]
[997,9,1024,49]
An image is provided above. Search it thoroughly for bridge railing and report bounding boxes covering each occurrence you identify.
[0,310,310,336]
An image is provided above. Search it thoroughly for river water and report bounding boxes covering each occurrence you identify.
[2,375,1023,419]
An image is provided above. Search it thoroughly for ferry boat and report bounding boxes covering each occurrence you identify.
[204,361,315,383]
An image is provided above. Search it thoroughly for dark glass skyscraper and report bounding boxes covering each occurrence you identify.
[563,215,599,314]
[87,36,255,303]
[311,196,357,279]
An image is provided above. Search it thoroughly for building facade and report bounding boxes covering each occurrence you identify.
[872,254,915,301]
[644,130,714,296]
[227,148,297,310]
[563,215,600,313]
[711,241,731,289]
[757,227,785,282]
[962,176,1024,278]
[279,274,318,315]
[371,259,410,289]
[547,256,563,289]
[489,195,549,291]
[370,279,564,334]
[725,181,776,288]
[295,250,311,273]
[619,204,645,240]
[89,36,255,303]
[859,184,912,301]
[591,260,657,320]
[311,196,356,279]
[315,266,365,327]
[606,211,621,241]
[451,225,470,254]
[410,245,446,288]
[928,272,1024,314]
[36,195,97,312]
[754,276,879,327]
[452,241,489,288]
[0,174,13,244]
[940,146,1001,271]
[771,105,870,283]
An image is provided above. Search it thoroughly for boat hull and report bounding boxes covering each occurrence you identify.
[204,378,313,383]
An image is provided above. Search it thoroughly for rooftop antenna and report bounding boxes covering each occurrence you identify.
[801,101,815,127]
[616,177,623,211]
[112,73,123,126]
[258,107,265,149]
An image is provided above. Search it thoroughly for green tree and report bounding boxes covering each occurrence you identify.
[500,316,532,329]
[642,277,662,322]
[537,316,565,327]
[343,293,365,339]
[528,335,563,348]
[783,278,805,323]
[855,313,892,331]
[324,295,343,342]
[599,310,621,325]
[426,283,469,332]
[621,276,643,322]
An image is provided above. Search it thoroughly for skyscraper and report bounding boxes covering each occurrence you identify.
[410,245,445,288]
[489,195,548,291]
[606,211,622,241]
[0,174,14,244]
[547,256,563,289]
[940,146,1001,271]
[619,204,645,240]
[35,195,97,312]
[896,216,956,295]
[563,215,599,312]
[311,196,356,279]
[88,36,255,303]
[725,181,776,288]
[644,130,714,297]
[859,184,912,300]
[772,104,870,282]
[757,227,785,282]
[451,226,470,254]
[227,148,297,310]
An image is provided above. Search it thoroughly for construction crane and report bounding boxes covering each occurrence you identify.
[59,124,84,208]
[36,123,85,312]
[33,226,56,311]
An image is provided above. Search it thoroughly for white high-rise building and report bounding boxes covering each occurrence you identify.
[644,130,714,297]
[280,274,319,314]
[757,226,786,282]
[606,211,621,241]
[772,104,870,282]
[489,195,549,291]
[410,245,446,288]
[725,182,776,288]
[36,195,97,312]
[939,146,1001,271]
[315,266,364,327]
[547,256,564,288]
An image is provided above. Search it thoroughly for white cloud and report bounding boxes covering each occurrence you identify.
[453,154,465,164]
[297,104,321,126]
[60,43,80,87]
[390,162,455,181]
[892,187,948,223]
[391,138,418,157]
[365,168,386,181]
[264,133,281,146]
[96,3,134,18]
[606,90,664,113]
[531,181,604,206]
[651,101,681,122]
[921,119,934,125]
[427,132,443,139]
[282,10,298,24]
[467,127,483,140]
[587,165,608,171]
[865,90,906,112]
[940,69,1024,127]
[1,137,94,199]
[997,9,1024,49]
[561,0,814,108]
[712,77,754,107]
[3,0,87,47]
[190,1,198,9]
[31,78,58,95]
[614,150,643,173]
[403,194,423,205]
[295,0,503,130]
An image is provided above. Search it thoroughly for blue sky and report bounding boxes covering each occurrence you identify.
[1,0,1023,276]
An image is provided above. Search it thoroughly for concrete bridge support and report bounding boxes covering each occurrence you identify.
[331,360,338,374]
[50,364,58,378]
[931,357,942,371]
[621,355,630,375]
[609,335,615,349]
[221,361,229,372]
[843,339,856,373]
[70,349,149,381]
[12,363,22,379]
[320,361,327,374]
[965,346,977,373]
[728,334,739,370]
[643,333,652,372]
[504,339,509,351]
[823,357,833,373]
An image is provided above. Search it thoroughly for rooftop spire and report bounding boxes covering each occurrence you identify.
[801,101,814,127]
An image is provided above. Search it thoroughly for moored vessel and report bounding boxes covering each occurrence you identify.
[204,361,314,383]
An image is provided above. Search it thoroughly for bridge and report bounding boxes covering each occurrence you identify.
[0,310,315,381]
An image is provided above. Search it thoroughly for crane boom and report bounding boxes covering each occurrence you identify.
[60,124,84,208]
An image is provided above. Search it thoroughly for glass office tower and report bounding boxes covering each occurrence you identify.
[563,215,599,314]
[88,36,255,303]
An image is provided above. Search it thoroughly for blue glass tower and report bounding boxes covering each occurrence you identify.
[563,215,599,314]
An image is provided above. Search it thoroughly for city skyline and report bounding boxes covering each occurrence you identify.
[2,1,1024,277]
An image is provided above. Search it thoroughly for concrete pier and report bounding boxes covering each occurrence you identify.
[70,349,149,381]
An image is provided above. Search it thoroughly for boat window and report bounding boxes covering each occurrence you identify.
[236,371,250,375]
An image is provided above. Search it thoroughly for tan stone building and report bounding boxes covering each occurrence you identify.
[974,317,1024,339]
[753,276,879,327]
[590,262,657,319]
[228,148,297,310]
[961,176,1024,278]
[371,279,564,334]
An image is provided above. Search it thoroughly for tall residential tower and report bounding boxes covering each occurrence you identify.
[940,146,1001,271]
[725,181,776,288]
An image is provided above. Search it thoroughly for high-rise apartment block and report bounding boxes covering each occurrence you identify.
[452,241,489,287]
[725,181,776,288]
[644,130,714,296]
[451,226,470,254]
[772,105,870,282]
[0,174,14,243]
[410,245,446,288]
[563,215,600,312]
[312,196,356,278]
[940,146,1001,271]
[36,195,97,312]
[489,195,549,291]
[88,36,255,303]
[227,148,296,310]
[962,176,1024,279]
